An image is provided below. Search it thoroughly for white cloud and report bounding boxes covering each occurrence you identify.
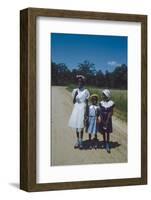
[107,61,121,66]
[107,61,117,66]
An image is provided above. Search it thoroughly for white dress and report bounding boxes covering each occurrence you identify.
[68,88,90,130]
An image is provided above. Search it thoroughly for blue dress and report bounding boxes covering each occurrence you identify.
[87,105,99,135]
[99,100,115,133]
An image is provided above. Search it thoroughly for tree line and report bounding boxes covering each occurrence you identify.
[51,60,127,89]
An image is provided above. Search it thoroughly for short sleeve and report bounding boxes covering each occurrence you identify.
[111,101,115,108]
[85,89,90,99]
[72,89,78,98]
[109,101,115,113]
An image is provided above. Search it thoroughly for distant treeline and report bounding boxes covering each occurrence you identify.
[52,60,127,89]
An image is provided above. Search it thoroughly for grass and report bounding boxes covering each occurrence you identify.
[66,84,127,121]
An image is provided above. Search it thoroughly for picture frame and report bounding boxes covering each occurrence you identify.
[20,7,147,192]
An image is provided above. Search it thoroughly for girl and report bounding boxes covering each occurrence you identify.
[85,94,100,149]
[68,75,90,149]
[99,89,115,153]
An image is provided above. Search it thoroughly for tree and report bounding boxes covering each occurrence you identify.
[95,69,105,87]
[104,70,111,88]
[51,62,71,85]
[51,62,58,85]
[77,60,96,85]
[57,63,71,85]
[51,60,127,89]
[71,68,79,84]
[112,64,127,89]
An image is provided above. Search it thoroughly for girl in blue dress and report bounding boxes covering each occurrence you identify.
[85,94,100,149]
[99,89,115,153]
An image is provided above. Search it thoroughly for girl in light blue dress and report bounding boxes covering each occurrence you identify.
[85,94,100,149]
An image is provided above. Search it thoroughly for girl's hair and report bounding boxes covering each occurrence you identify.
[90,94,99,102]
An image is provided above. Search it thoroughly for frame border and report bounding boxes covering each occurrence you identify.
[20,7,147,192]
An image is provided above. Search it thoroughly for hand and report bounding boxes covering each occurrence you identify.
[97,116,101,123]
[75,90,78,97]
[73,90,78,104]
[103,126,107,130]
[84,117,88,126]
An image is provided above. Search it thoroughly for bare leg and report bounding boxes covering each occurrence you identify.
[74,130,80,148]
[76,131,79,140]
[79,129,84,149]
[92,134,98,149]
[80,129,83,140]
[94,134,97,140]
[89,134,91,141]
[102,132,105,147]
[107,132,110,143]
[88,134,92,149]
[106,132,110,153]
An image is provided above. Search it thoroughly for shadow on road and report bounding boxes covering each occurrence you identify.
[81,139,121,150]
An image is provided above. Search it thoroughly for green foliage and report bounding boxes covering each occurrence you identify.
[52,60,127,90]
[52,60,127,120]
[67,84,127,121]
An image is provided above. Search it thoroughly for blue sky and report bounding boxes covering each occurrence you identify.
[51,33,127,73]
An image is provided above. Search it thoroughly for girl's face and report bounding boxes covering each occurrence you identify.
[77,78,84,88]
[92,97,97,105]
[102,93,108,101]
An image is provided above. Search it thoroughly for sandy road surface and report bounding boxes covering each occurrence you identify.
[51,86,127,166]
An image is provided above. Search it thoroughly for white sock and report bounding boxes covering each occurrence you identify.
[79,138,83,143]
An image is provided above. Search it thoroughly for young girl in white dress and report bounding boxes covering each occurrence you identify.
[85,94,100,149]
[68,75,90,149]
[99,89,115,153]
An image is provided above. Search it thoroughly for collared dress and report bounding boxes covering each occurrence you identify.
[87,104,99,135]
[68,88,90,131]
[99,100,115,133]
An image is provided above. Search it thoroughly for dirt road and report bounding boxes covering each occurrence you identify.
[51,86,127,166]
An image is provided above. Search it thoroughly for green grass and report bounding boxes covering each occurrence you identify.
[66,84,127,121]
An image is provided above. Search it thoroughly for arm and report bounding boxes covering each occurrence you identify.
[84,90,90,127]
[96,107,101,123]
[73,90,78,104]
[84,99,89,121]
[84,90,90,117]
[84,103,89,130]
